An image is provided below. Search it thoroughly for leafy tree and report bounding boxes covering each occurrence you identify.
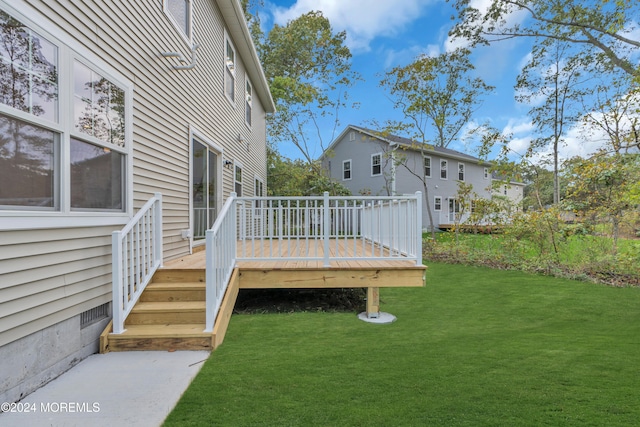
[516,40,590,204]
[257,11,360,164]
[379,48,493,239]
[449,0,640,79]
[267,147,351,197]
[564,153,640,253]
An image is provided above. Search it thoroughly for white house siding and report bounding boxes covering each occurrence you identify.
[0,0,271,402]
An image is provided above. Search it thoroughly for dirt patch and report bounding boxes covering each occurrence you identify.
[233,288,367,314]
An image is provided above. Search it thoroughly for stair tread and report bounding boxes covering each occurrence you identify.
[131,301,205,312]
[110,323,209,338]
[146,281,205,289]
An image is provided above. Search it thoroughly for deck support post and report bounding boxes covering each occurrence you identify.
[366,287,380,318]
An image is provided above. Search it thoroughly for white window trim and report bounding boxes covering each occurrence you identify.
[440,159,448,180]
[254,175,264,197]
[484,167,489,180]
[349,131,355,141]
[434,196,442,211]
[0,3,133,230]
[342,159,352,181]
[163,0,193,45]
[189,125,224,231]
[424,156,432,178]
[458,162,465,181]
[224,31,236,107]
[371,152,382,177]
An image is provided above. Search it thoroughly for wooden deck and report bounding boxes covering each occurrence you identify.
[164,239,426,290]
[101,239,425,353]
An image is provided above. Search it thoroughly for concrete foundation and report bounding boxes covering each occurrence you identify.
[0,315,110,405]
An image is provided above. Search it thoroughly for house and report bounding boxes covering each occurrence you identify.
[321,125,523,230]
[0,0,275,403]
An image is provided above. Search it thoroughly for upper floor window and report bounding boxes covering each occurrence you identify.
[371,153,381,176]
[484,167,489,179]
[424,156,431,178]
[224,37,236,104]
[440,159,448,180]
[164,0,192,43]
[349,131,355,141]
[458,163,465,181]
[245,77,252,127]
[342,159,352,180]
[0,10,129,214]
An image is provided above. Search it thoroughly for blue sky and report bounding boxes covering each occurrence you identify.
[260,0,639,163]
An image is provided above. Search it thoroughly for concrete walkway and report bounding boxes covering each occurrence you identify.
[0,351,209,427]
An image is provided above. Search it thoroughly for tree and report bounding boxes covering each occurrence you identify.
[257,11,360,164]
[516,40,590,204]
[564,153,640,253]
[379,48,493,238]
[449,0,640,79]
[267,147,351,197]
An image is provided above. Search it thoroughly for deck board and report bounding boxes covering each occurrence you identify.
[164,239,423,271]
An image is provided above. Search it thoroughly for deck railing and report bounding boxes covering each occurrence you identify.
[112,193,163,334]
[204,193,238,332]
[235,192,422,266]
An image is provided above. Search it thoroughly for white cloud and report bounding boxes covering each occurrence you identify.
[382,43,441,69]
[270,0,434,53]
[503,117,535,136]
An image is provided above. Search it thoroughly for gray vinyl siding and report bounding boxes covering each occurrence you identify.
[0,0,270,348]
[323,127,494,229]
[0,227,114,347]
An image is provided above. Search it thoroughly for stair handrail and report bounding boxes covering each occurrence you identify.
[204,192,238,332]
[112,193,163,334]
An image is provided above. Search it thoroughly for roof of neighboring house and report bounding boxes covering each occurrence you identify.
[218,0,275,113]
[321,125,490,165]
[491,171,526,186]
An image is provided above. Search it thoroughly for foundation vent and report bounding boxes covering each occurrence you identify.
[80,302,111,329]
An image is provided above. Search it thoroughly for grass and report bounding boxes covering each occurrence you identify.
[164,263,640,426]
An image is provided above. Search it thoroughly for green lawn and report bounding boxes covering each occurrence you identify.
[164,263,640,426]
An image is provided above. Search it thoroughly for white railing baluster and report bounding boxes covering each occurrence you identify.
[112,193,163,334]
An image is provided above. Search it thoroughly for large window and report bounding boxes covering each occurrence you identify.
[164,0,192,43]
[0,9,130,221]
[371,153,381,176]
[225,37,236,103]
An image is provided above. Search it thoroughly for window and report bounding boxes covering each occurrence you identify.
[224,37,236,103]
[504,185,508,195]
[234,163,242,196]
[349,131,355,141]
[245,77,252,126]
[484,167,489,179]
[440,159,448,179]
[254,176,264,210]
[434,196,442,211]
[458,163,465,181]
[164,0,192,43]
[371,153,381,176]
[342,160,352,180]
[424,156,431,178]
[0,10,129,218]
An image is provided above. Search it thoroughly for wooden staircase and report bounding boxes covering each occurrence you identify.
[100,268,238,353]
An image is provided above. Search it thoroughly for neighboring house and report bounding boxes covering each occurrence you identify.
[0,0,274,403]
[491,172,525,213]
[321,125,518,230]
